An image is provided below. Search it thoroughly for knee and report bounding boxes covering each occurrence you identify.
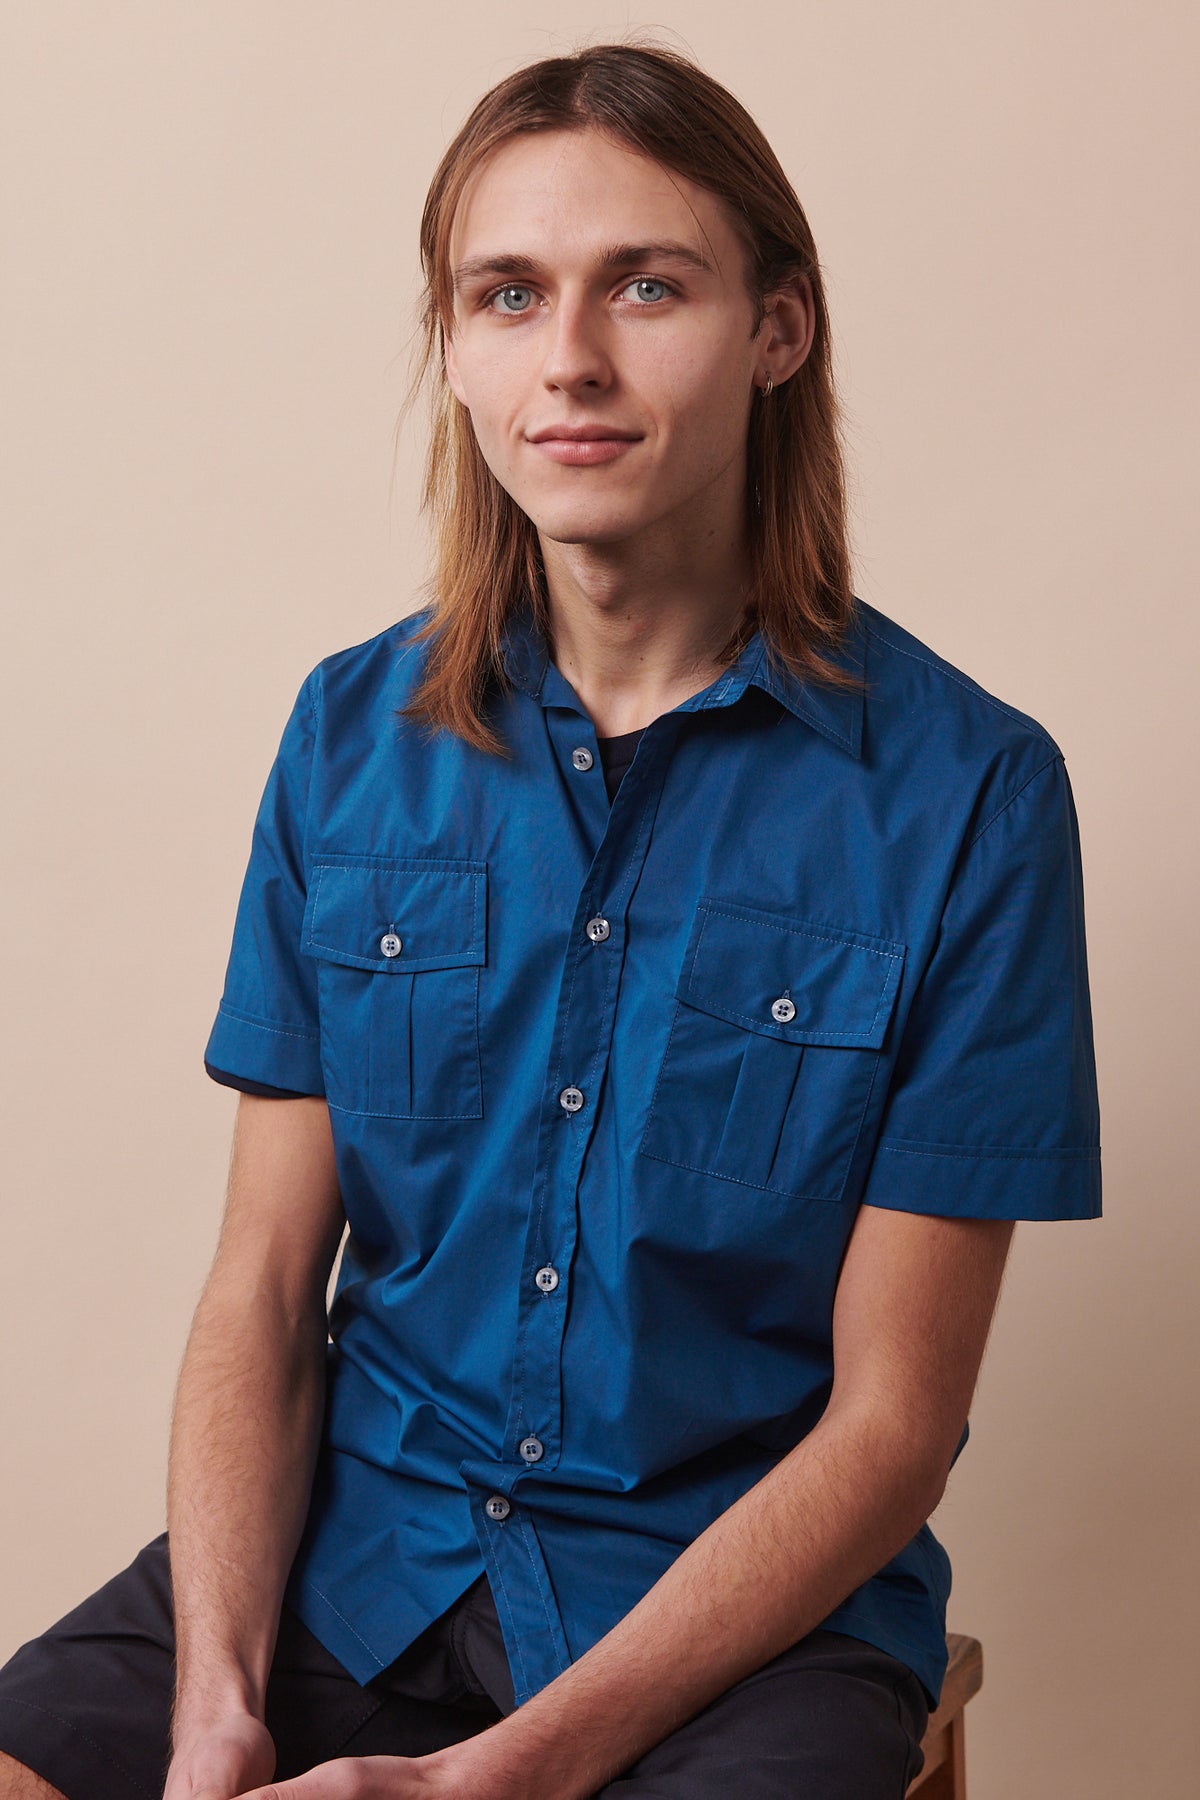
[0,1752,69,1800]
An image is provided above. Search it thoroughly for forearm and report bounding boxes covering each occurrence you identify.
[166,1268,328,1742]
[450,1404,944,1800]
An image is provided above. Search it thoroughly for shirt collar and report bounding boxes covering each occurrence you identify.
[499,602,864,760]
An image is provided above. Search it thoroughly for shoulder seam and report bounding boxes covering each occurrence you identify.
[861,619,1058,747]
[303,666,321,728]
[969,753,1062,846]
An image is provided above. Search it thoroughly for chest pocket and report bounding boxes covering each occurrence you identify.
[639,899,904,1201]
[301,855,486,1120]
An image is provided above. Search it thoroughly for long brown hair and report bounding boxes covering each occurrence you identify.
[401,43,856,755]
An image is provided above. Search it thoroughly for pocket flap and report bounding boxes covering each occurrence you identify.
[679,899,904,1048]
[301,855,487,973]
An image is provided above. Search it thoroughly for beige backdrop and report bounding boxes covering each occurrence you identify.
[3,5,1197,1797]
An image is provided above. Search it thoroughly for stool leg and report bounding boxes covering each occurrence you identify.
[909,1714,968,1800]
[948,1712,967,1798]
[913,1762,954,1800]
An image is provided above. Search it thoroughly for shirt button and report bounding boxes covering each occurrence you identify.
[485,1494,511,1521]
[571,747,595,771]
[585,916,611,943]
[519,1436,544,1463]
[380,933,403,958]
[771,995,797,1023]
[535,1265,559,1292]
[559,1086,585,1114]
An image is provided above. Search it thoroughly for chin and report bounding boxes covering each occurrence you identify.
[524,502,653,548]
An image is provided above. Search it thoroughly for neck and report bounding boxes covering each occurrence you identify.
[539,533,751,739]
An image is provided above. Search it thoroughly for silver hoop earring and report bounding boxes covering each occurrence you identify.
[761,374,774,398]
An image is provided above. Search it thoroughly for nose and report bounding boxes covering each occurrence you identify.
[540,294,613,397]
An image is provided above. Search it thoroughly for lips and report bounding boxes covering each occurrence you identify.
[526,423,643,467]
[527,424,642,443]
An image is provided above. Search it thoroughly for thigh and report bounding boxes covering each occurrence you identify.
[595,1628,929,1800]
[0,1534,497,1799]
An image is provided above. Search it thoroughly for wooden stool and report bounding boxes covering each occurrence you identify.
[905,1633,983,1798]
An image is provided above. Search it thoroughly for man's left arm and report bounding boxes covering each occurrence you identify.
[241,1206,1012,1799]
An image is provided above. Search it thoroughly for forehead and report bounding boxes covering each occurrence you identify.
[448,128,745,279]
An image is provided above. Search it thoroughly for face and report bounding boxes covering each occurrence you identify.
[443,128,806,558]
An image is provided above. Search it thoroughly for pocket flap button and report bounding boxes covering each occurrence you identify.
[380,933,403,959]
[771,995,796,1023]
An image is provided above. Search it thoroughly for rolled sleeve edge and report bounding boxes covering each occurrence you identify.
[205,1002,325,1095]
[862,1138,1101,1219]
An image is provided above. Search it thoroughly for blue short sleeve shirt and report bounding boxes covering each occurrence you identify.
[204,600,1101,1710]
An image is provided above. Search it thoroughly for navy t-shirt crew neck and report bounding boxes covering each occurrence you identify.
[203,601,1100,1711]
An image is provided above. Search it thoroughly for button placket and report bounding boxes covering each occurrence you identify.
[500,711,681,1515]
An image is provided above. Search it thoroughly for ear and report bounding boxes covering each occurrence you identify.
[443,327,469,406]
[756,273,815,389]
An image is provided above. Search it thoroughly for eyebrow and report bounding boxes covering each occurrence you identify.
[451,240,717,291]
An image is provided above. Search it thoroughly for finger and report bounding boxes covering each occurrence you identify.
[235,1770,359,1800]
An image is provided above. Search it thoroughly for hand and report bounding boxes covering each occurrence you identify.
[161,1712,277,1799]
[234,1737,511,1799]
[235,1755,444,1799]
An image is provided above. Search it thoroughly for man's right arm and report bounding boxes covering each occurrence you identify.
[162,1093,345,1800]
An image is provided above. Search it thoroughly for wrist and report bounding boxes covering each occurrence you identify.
[429,1712,584,1800]
[171,1678,265,1748]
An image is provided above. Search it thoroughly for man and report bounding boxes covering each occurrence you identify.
[0,44,1101,1800]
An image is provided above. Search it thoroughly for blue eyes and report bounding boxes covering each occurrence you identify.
[628,278,669,303]
[491,285,535,314]
[486,277,672,315]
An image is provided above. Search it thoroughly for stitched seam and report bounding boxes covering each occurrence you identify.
[968,754,1061,846]
[862,620,1058,745]
[295,1580,387,1669]
[0,1696,159,1800]
[309,854,486,873]
[510,935,586,1439]
[305,862,484,961]
[325,1097,482,1123]
[878,1138,1099,1162]
[843,1040,884,1190]
[639,1136,850,1202]
[698,903,901,957]
[485,1546,533,1698]
[216,1000,319,1041]
[641,996,686,1136]
[307,861,329,955]
[507,745,652,1435]
[514,1514,566,1662]
[689,903,901,1038]
[684,1007,889,1043]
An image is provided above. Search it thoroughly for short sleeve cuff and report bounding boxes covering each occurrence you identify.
[861,1138,1101,1220]
[204,1002,325,1096]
